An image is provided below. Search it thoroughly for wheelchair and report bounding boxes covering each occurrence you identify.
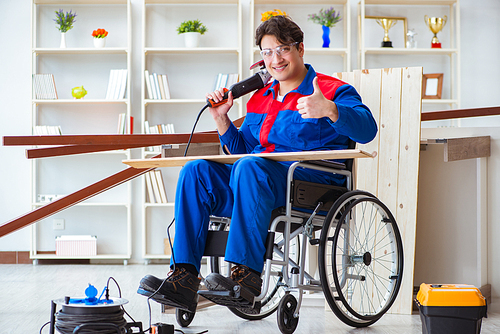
[173,152,404,334]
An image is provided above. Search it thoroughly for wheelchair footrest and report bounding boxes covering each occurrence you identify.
[137,287,197,313]
[198,287,261,314]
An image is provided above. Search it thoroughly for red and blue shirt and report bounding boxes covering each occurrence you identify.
[220,64,377,155]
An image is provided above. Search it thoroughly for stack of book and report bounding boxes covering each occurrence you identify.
[144,121,175,152]
[33,74,58,99]
[117,113,134,134]
[213,73,239,91]
[33,125,62,135]
[105,69,128,100]
[145,170,168,203]
[144,70,171,100]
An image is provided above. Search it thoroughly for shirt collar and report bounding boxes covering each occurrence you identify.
[263,64,317,99]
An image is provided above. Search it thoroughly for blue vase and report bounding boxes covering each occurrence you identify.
[322,25,330,48]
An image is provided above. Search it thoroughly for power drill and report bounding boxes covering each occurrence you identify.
[207,60,272,107]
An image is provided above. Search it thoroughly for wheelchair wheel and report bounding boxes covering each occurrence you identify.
[319,190,403,327]
[176,308,195,327]
[277,293,299,334]
[209,231,300,321]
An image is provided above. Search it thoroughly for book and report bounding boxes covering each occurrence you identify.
[33,74,58,99]
[117,69,127,99]
[149,169,162,203]
[149,74,158,100]
[144,70,153,100]
[155,170,168,203]
[145,171,157,203]
[152,73,161,100]
[158,75,166,99]
[106,70,117,100]
[161,74,171,99]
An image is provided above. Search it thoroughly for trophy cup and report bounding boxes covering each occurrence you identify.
[424,15,447,48]
[376,18,397,47]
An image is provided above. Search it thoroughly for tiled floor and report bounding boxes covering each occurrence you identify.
[1,264,498,334]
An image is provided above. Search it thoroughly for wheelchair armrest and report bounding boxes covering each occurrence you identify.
[302,159,346,170]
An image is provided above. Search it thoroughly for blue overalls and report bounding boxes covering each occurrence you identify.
[172,65,378,273]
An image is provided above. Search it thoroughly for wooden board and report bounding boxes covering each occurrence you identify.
[122,149,374,168]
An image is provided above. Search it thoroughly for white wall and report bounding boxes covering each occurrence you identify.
[1,0,499,296]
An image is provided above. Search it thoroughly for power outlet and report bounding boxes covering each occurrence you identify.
[53,219,65,230]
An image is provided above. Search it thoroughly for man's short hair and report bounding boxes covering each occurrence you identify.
[255,16,304,49]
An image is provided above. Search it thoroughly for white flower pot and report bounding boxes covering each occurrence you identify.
[183,32,200,48]
[60,33,66,48]
[93,37,106,48]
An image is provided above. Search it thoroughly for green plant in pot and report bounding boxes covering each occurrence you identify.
[177,19,207,48]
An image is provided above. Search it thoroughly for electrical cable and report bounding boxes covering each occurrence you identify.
[144,103,211,333]
[54,307,127,334]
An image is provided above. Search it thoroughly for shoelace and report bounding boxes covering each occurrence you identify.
[230,265,247,280]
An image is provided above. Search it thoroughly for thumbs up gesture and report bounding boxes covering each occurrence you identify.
[297,76,338,122]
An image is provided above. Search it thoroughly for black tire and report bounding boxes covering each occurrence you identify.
[277,293,299,334]
[209,228,300,321]
[319,191,403,327]
[176,308,195,327]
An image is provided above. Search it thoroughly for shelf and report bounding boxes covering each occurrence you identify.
[364,0,456,5]
[33,48,128,55]
[145,203,175,207]
[422,99,458,105]
[145,47,239,54]
[34,0,128,4]
[146,0,237,3]
[254,0,347,4]
[144,254,171,260]
[30,254,130,260]
[363,48,458,55]
[252,47,348,56]
[33,202,130,207]
[33,99,128,104]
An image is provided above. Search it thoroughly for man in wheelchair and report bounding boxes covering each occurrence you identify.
[138,15,377,315]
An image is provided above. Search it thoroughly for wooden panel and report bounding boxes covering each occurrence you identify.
[123,149,374,168]
[354,68,382,194]
[377,68,403,214]
[391,66,423,314]
[444,136,491,162]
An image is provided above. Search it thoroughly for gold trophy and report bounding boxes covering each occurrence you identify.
[376,18,397,47]
[424,15,447,48]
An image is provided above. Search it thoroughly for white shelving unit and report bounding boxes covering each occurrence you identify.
[250,0,352,76]
[141,0,242,262]
[358,0,460,111]
[30,0,132,264]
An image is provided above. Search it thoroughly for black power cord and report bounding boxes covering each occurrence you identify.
[144,103,211,334]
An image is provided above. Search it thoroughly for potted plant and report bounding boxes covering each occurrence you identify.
[54,9,77,48]
[308,7,342,48]
[177,19,207,48]
[92,28,108,48]
[261,9,288,22]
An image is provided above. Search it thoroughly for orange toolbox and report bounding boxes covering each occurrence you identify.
[415,283,487,334]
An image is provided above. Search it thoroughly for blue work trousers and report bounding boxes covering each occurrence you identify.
[172,156,337,273]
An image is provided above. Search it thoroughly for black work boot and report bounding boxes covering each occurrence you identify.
[138,267,200,312]
[205,264,262,297]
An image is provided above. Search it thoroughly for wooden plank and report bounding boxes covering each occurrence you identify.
[3,133,220,147]
[0,157,160,238]
[391,66,422,314]
[354,68,382,194]
[421,106,500,122]
[377,67,403,214]
[122,149,374,168]
[444,136,491,162]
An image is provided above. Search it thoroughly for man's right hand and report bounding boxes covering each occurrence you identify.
[206,87,234,135]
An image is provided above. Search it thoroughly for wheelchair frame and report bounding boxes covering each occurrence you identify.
[197,158,404,334]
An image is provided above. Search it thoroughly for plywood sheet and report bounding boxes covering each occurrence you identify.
[122,149,374,168]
